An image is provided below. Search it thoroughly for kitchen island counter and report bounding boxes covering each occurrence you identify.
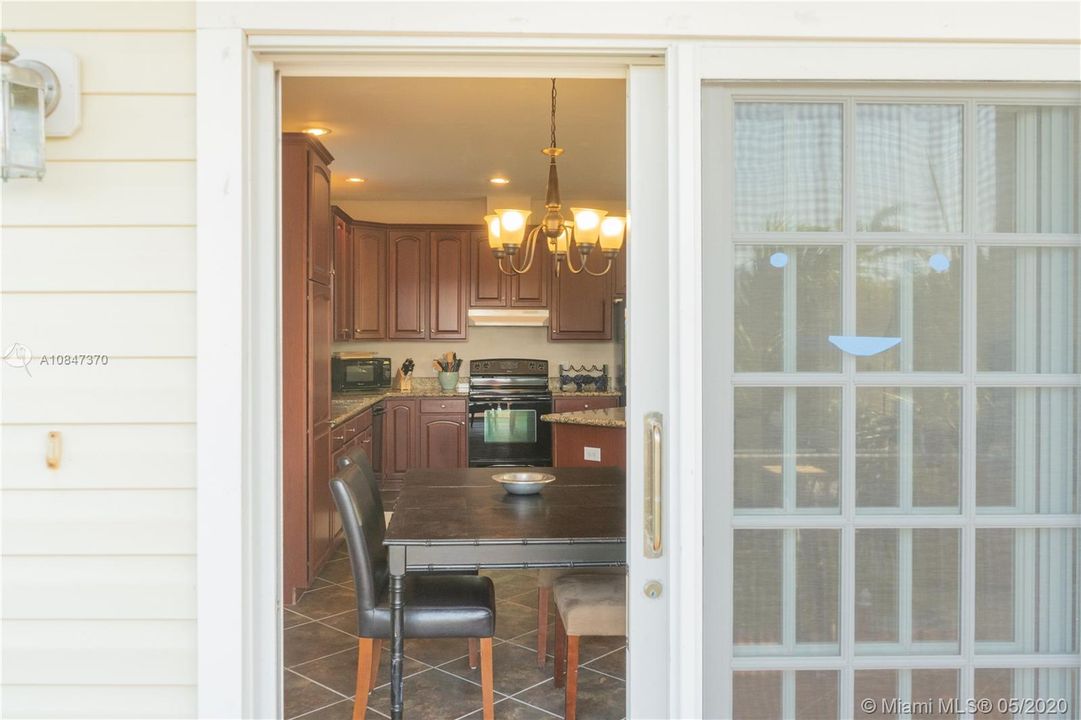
[540,406,626,429]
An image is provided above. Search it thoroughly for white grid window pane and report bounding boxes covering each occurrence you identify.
[734,103,843,232]
[976,246,1080,373]
[976,387,1079,514]
[976,105,1081,234]
[974,668,1080,720]
[855,529,960,654]
[734,529,840,655]
[735,387,841,512]
[856,387,961,512]
[856,104,964,233]
[734,670,839,720]
[856,246,963,372]
[975,528,1078,654]
[855,670,959,719]
[735,245,843,372]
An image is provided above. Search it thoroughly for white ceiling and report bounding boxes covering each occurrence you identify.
[281,77,626,203]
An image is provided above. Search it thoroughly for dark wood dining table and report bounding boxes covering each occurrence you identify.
[383,466,626,720]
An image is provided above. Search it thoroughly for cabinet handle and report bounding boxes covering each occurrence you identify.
[440,403,446,409]
[584,403,590,409]
[643,412,663,559]
[334,435,345,442]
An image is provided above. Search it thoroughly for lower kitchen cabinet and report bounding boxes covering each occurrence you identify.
[552,396,621,413]
[308,427,334,576]
[382,398,417,484]
[418,398,467,471]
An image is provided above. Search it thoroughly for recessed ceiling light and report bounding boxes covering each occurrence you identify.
[489,177,510,185]
[346,177,366,183]
[302,127,331,137]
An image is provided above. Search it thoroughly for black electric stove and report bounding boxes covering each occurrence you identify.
[467,358,553,467]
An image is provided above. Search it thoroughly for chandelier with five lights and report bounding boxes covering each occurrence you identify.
[484,79,625,276]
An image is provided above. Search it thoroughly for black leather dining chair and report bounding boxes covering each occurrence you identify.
[335,445,486,668]
[330,463,497,720]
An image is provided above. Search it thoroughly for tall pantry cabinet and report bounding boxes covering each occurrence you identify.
[282,133,337,602]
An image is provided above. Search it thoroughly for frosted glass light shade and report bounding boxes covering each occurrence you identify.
[495,208,530,247]
[548,226,571,255]
[484,214,502,250]
[570,208,606,248]
[599,216,626,251]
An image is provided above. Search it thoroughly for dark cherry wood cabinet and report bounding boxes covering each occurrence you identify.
[552,396,621,414]
[418,414,468,469]
[429,229,469,339]
[308,426,334,577]
[332,211,353,340]
[308,153,333,286]
[549,239,614,340]
[382,398,417,481]
[308,280,333,430]
[387,229,429,339]
[470,230,507,308]
[510,231,549,308]
[352,222,387,340]
[613,244,627,299]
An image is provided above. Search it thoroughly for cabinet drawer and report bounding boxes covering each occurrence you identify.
[419,398,466,414]
[553,396,620,413]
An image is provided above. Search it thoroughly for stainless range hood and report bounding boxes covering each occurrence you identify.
[467,308,550,327]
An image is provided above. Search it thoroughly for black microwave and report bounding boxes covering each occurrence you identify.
[332,356,392,392]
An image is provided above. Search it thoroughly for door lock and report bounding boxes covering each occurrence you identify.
[643,580,663,599]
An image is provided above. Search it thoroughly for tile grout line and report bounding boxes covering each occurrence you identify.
[289,697,353,720]
[283,668,351,711]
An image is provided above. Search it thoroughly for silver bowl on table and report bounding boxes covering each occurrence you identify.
[492,471,556,495]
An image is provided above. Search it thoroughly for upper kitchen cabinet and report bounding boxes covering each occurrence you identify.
[429,229,469,339]
[510,230,549,308]
[470,229,508,308]
[352,221,387,340]
[332,210,353,340]
[549,240,613,340]
[613,243,627,299]
[387,229,429,339]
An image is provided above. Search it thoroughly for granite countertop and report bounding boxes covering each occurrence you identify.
[550,390,622,397]
[329,380,621,427]
[541,406,626,429]
[330,386,468,427]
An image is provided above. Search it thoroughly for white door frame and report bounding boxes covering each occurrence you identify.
[195,27,702,720]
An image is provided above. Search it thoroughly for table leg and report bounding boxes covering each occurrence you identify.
[389,548,406,720]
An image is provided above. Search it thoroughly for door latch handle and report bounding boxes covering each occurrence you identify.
[643,412,663,558]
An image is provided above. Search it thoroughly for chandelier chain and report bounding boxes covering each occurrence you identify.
[550,78,557,149]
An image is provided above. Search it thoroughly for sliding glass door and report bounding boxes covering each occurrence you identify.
[703,86,1079,718]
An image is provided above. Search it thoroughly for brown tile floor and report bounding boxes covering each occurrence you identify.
[284,548,626,720]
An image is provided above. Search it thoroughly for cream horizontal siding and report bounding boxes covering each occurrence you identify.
[1,686,197,720]
[2,424,194,490]
[1,5,197,718]
[2,227,195,292]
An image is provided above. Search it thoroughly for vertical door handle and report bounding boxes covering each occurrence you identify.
[643,412,663,558]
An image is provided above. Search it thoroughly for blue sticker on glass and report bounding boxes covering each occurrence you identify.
[829,335,902,356]
[928,253,950,273]
[769,252,789,268]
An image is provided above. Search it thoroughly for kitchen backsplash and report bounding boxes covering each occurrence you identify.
[333,326,617,378]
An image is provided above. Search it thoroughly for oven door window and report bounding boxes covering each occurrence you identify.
[483,408,537,444]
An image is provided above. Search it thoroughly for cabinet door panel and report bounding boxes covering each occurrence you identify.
[613,244,627,299]
[332,214,353,340]
[510,229,550,307]
[419,414,467,469]
[383,399,416,477]
[470,229,507,307]
[553,396,621,413]
[308,280,332,429]
[352,222,387,339]
[429,229,469,339]
[308,427,333,582]
[550,240,613,340]
[387,230,428,339]
[308,160,333,286]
